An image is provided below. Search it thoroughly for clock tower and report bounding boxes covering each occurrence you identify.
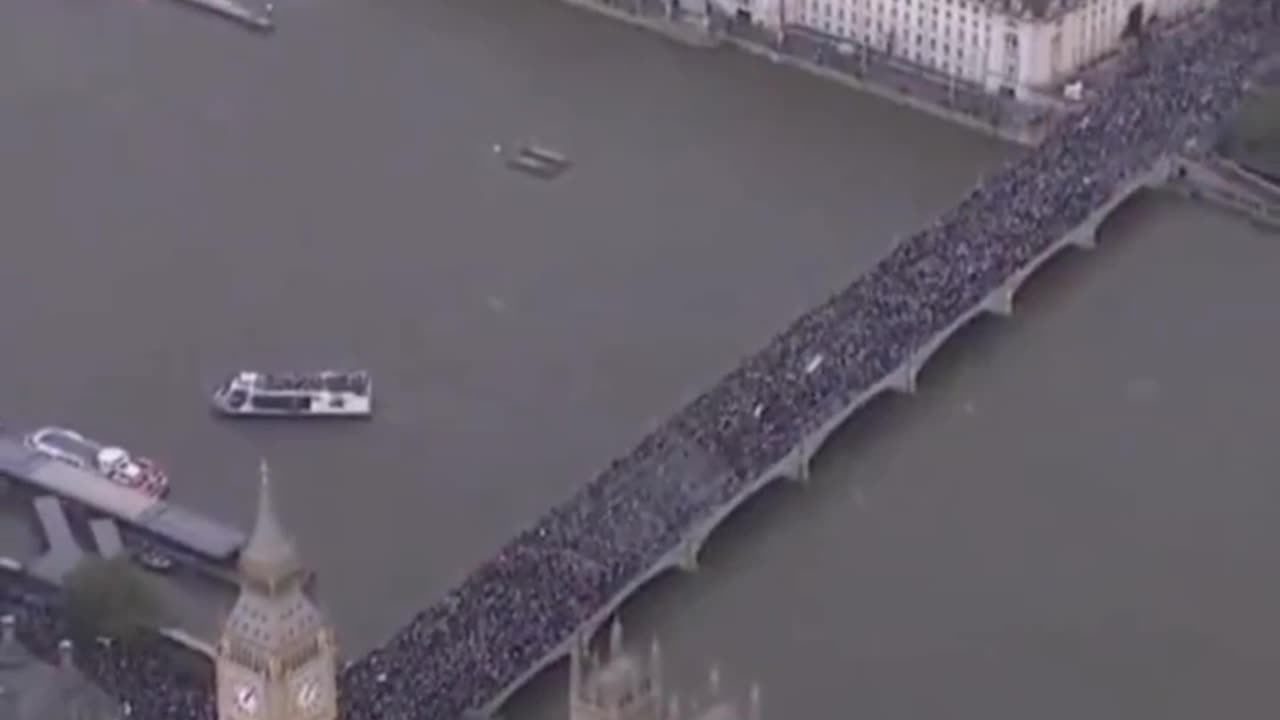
[217,461,339,720]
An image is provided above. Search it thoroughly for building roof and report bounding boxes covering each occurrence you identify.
[0,616,123,720]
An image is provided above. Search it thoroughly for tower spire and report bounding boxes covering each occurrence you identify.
[239,459,301,589]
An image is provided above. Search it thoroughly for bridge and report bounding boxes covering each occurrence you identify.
[0,432,246,561]
[469,155,1205,717]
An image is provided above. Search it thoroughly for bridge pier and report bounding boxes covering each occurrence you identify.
[791,440,811,483]
[888,360,917,394]
[982,285,1014,317]
[676,536,700,572]
[1068,225,1098,250]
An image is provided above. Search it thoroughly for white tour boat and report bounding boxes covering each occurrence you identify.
[211,370,373,418]
[24,427,170,498]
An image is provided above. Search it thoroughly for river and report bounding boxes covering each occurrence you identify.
[2,0,1276,718]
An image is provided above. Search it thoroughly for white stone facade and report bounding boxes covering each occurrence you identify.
[726,0,1215,98]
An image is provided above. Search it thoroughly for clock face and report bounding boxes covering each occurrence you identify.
[235,684,261,715]
[295,678,321,710]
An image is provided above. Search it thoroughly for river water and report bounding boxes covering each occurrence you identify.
[2,0,1277,718]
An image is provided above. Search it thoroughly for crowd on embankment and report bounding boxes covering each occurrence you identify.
[1,1,1276,717]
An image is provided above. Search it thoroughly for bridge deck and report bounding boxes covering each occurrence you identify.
[141,503,245,559]
[0,432,245,561]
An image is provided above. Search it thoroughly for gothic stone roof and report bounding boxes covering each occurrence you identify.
[224,583,328,656]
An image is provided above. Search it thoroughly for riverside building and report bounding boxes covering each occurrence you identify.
[720,0,1215,98]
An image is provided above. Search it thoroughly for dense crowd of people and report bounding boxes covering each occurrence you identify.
[2,1,1276,717]
[0,573,214,720]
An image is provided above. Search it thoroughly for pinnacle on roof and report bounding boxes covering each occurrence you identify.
[239,459,302,589]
